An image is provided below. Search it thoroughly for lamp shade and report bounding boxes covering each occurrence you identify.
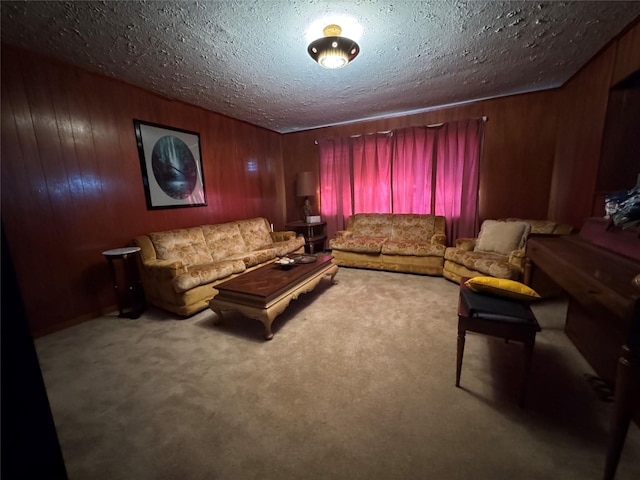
[296,171,315,197]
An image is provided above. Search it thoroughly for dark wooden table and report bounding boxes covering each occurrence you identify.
[525,234,640,480]
[209,254,338,339]
[102,246,146,319]
[285,220,327,254]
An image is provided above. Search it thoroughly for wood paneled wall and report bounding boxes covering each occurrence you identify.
[282,90,560,226]
[549,19,640,226]
[547,38,617,226]
[1,46,285,336]
[2,18,638,336]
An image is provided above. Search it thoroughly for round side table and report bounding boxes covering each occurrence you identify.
[102,246,146,319]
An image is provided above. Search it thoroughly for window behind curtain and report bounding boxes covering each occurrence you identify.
[318,137,352,242]
[392,127,436,214]
[351,133,393,214]
[318,118,483,244]
[434,120,483,241]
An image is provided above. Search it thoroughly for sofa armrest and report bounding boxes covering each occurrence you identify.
[135,258,189,304]
[552,223,574,235]
[334,230,352,239]
[132,235,158,262]
[142,259,187,278]
[270,230,297,242]
[508,249,526,271]
[431,233,447,246]
[455,238,476,251]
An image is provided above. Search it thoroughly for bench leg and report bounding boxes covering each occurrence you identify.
[456,327,466,387]
[604,346,637,480]
[519,336,536,408]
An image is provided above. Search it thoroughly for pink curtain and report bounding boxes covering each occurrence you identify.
[318,137,352,241]
[392,127,436,214]
[434,119,483,241]
[319,134,392,240]
[351,134,393,214]
[318,119,483,244]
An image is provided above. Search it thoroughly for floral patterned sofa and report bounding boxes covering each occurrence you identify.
[329,213,447,275]
[442,218,574,287]
[132,217,305,316]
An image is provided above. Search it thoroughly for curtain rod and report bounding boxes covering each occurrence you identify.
[314,116,488,144]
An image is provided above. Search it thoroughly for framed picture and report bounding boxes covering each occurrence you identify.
[133,119,206,210]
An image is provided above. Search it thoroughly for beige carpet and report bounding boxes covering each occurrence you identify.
[35,267,639,480]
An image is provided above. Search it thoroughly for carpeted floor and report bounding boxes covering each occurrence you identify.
[35,267,639,479]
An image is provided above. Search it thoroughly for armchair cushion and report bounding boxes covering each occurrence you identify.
[445,249,520,279]
[474,220,530,256]
[465,276,541,302]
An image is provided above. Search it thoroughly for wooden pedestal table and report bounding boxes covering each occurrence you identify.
[102,246,146,319]
[285,220,327,254]
[209,254,338,340]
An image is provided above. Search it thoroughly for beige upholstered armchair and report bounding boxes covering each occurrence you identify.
[443,218,573,285]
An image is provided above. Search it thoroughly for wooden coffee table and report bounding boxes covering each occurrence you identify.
[209,254,338,340]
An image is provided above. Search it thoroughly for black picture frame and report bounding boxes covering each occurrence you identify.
[133,119,207,210]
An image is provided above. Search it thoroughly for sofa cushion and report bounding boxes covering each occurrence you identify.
[149,227,214,267]
[237,218,274,251]
[474,220,530,256]
[350,214,394,238]
[269,237,306,257]
[390,214,436,242]
[171,259,246,293]
[382,241,445,256]
[201,223,248,261]
[330,236,387,254]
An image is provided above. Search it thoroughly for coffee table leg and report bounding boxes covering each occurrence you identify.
[263,325,274,340]
[211,308,224,324]
[261,312,277,340]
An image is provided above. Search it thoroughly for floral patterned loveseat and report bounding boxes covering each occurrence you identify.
[132,217,305,316]
[329,213,447,275]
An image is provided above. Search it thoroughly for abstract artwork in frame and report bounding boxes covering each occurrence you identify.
[133,119,207,210]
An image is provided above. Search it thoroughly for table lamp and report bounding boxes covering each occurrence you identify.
[296,171,315,221]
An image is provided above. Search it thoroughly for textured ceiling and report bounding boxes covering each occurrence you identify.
[2,1,639,133]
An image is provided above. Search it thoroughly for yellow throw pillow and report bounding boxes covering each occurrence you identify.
[465,276,541,302]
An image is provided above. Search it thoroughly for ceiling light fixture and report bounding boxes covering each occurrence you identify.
[307,24,360,69]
